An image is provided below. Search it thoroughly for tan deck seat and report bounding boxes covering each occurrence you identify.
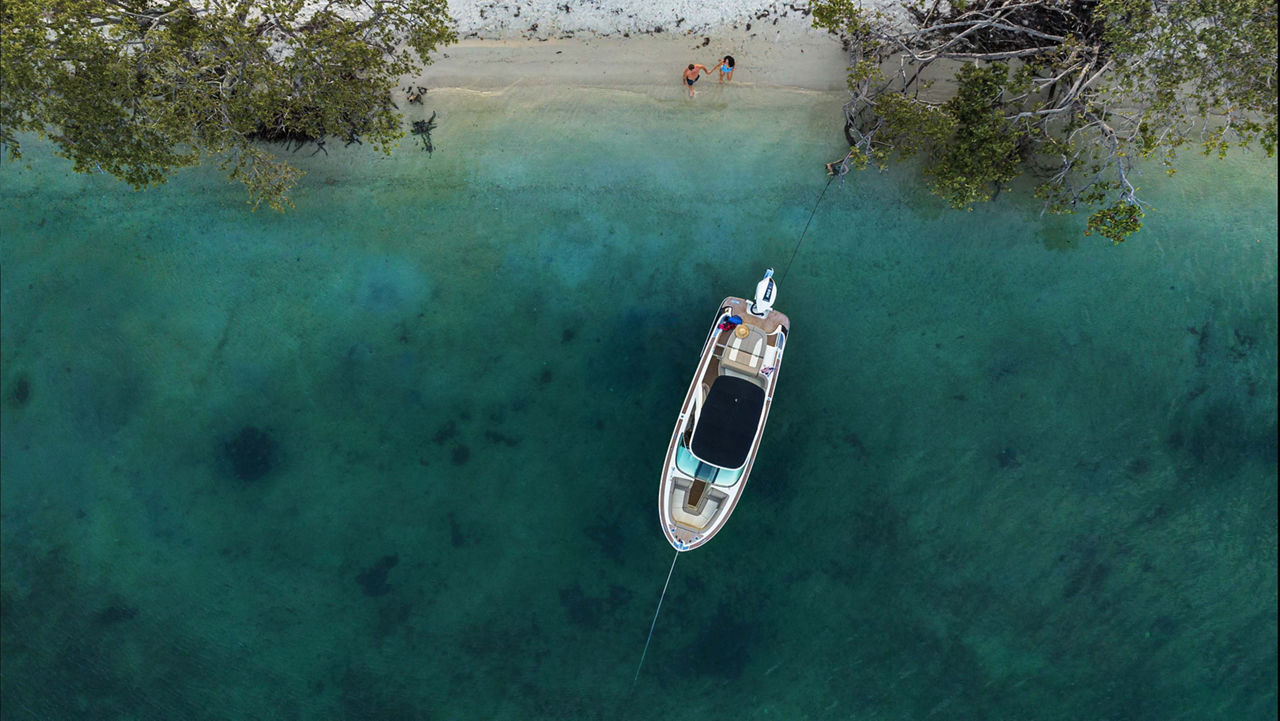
[721,325,767,376]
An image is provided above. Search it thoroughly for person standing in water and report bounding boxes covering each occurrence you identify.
[683,63,711,97]
[717,55,735,83]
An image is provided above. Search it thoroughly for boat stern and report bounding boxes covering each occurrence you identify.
[659,471,736,552]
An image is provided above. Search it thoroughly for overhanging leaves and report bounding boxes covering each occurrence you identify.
[813,0,1278,243]
[0,0,456,210]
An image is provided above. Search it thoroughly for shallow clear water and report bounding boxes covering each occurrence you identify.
[2,84,1276,720]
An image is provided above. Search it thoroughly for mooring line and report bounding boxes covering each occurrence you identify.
[633,549,680,685]
[780,162,842,283]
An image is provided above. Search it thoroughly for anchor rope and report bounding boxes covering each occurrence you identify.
[633,549,680,685]
[781,161,842,282]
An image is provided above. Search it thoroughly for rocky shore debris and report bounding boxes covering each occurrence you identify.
[404,85,428,104]
[447,1,819,40]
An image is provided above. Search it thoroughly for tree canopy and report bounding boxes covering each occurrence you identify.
[1,0,455,209]
[812,0,1278,243]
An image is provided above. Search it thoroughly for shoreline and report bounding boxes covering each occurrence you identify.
[408,23,852,100]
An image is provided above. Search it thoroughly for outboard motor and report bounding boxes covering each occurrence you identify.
[749,268,776,316]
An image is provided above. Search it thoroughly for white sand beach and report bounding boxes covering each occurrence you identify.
[422,1,856,94]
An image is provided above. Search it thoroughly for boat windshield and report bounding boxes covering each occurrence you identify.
[675,442,747,486]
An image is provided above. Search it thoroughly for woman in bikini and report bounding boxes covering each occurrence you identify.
[682,63,711,97]
[717,56,735,83]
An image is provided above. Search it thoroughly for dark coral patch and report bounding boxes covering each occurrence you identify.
[374,600,414,642]
[997,447,1020,469]
[1063,558,1110,599]
[433,420,458,445]
[1148,615,1177,642]
[842,432,868,459]
[356,555,399,597]
[451,444,470,465]
[93,605,138,625]
[10,374,31,407]
[561,328,576,343]
[682,602,756,679]
[585,521,624,563]
[607,584,633,607]
[559,585,604,628]
[559,583,633,629]
[483,430,520,447]
[1168,398,1276,467]
[538,369,553,385]
[448,512,467,547]
[222,426,278,481]
[1125,457,1150,476]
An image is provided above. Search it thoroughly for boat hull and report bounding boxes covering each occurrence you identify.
[658,296,788,551]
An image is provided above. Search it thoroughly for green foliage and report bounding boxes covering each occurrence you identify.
[1099,0,1278,155]
[846,147,871,171]
[0,0,455,210]
[811,0,877,38]
[926,65,1023,209]
[867,65,1023,209]
[876,93,955,157]
[811,0,1278,243]
[847,58,884,86]
[1085,201,1144,244]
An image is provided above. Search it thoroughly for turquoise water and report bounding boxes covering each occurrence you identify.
[1,84,1276,720]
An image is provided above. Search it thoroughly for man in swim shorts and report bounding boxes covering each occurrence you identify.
[718,56,735,83]
[683,63,711,97]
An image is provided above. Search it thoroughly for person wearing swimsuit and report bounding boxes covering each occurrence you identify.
[683,63,711,97]
[718,56,735,83]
